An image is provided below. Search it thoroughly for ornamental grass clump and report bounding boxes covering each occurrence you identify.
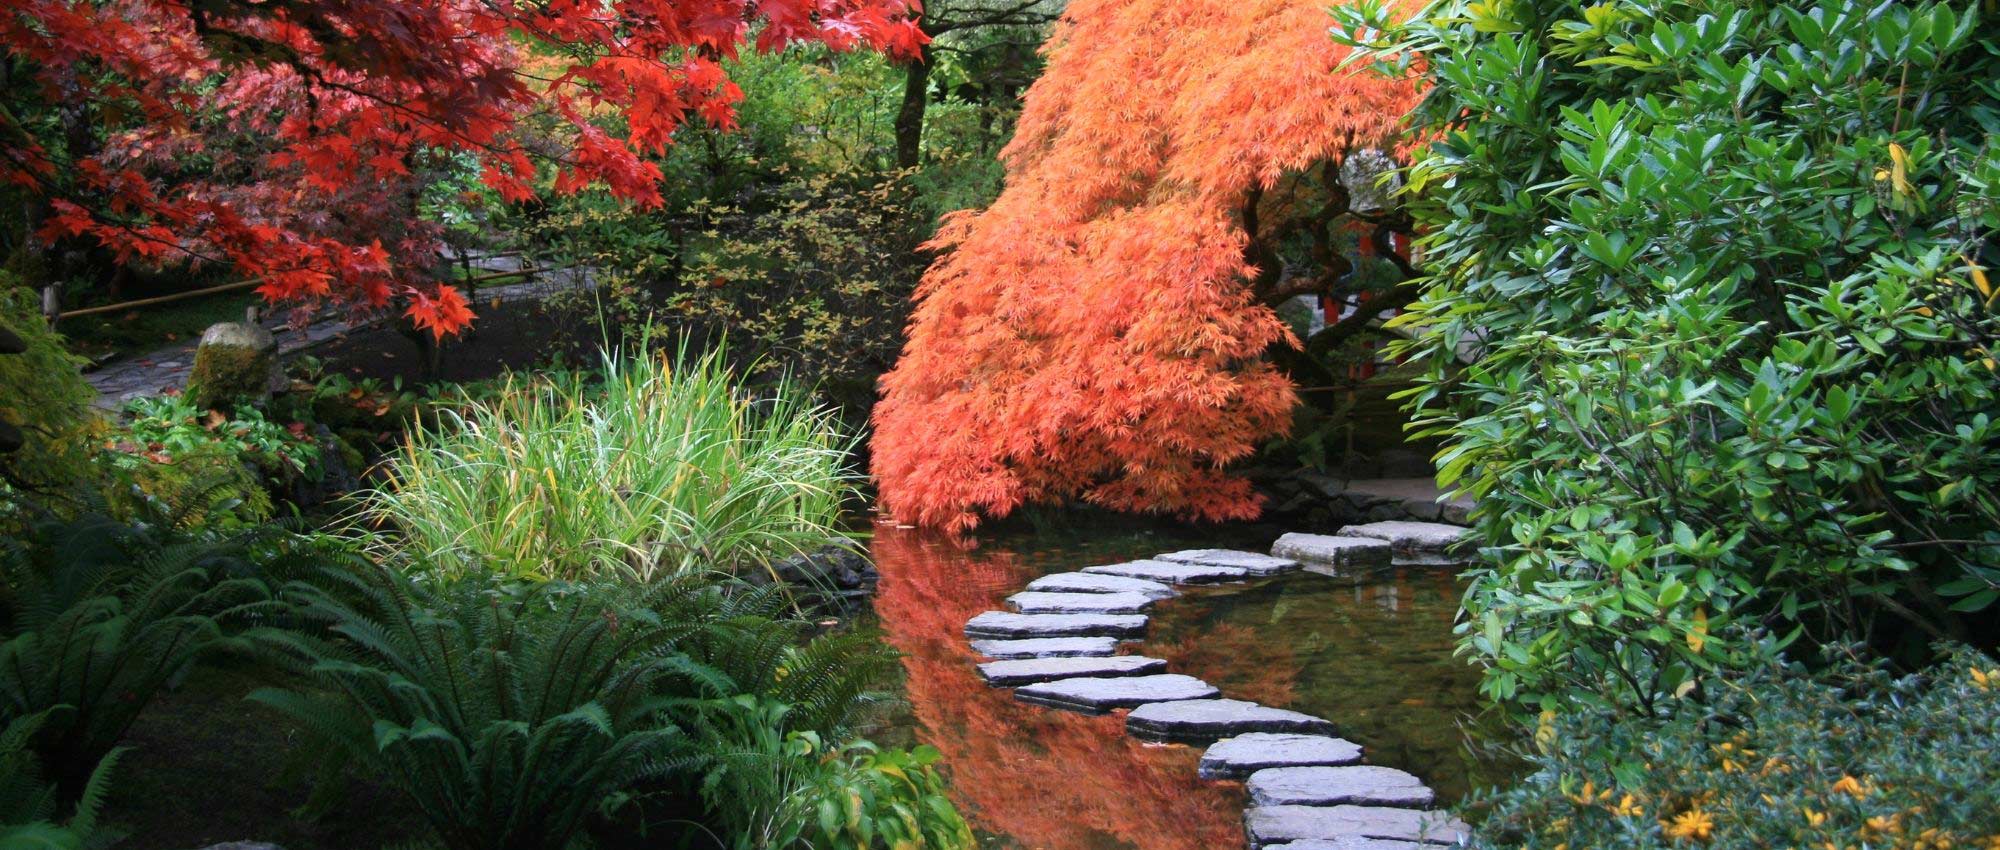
[1465,647,2000,849]
[362,347,854,582]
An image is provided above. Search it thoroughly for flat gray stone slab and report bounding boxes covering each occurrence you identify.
[1244,805,1468,847]
[964,611,1147,640]
[1082,559,1248,585]
[977,655,1168,686]
[1247,766,1435,808]
[1027,571,1178,599]
[1336,521,1467,554]
[1199,733,1364,779]
[1157,549,1299,576]
[1014,674,1219,714]
[1007,590,1154,614]
[970,637,1119,659]
[1264,839,1431,850]
[1127,699,1336,743]
[1271,533,1392,568]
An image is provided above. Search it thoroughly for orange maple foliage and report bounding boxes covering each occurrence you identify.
[871,0,1421,531]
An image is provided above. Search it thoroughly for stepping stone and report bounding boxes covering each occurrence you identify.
[1264,839,1431,850]
[1247,766,1435,808]
[1082,559,1248,585]
[964,611,1148,640]
[970,637,1119,659]
[1244,805,1468,848]
[977,655,1168,687]
[1271,533,1392,569]
[1157,549,1299,576]
[1027,571,1179,599]
[1335,521,1467,555]
[1007,590,1154,615]
[1127,699,1336,743]
[1014,674,1219,714]
[1199,733,1364,779]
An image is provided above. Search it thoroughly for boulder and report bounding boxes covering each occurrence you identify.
[184,319,279,409]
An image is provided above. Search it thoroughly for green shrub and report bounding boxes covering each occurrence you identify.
[1466,646,2000,849]
[0,280,96,494]
[250,562,898,850]
[1337,0,2000,711]
[362,347,854,582]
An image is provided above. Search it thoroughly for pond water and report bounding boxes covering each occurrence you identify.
[855,518,1520,850]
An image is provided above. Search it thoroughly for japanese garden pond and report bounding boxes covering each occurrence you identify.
[854,517,1522,850]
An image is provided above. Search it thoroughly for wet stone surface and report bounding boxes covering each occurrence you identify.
[1246,766,1435,808]
[1013,674,1220,714]
[968,636,1120,659]
[1199,733,1364,780]
[1026,571,1179,599]
[963,611,1148,639]
[1270,533,1393,568]
[1006,590,1154,615]
[1127,699,1336,743]
[1336,522,1467,555]
[1081,559,1250,585]
[1243,805,1469,848]
[1263,839,1432,850]
[977,655,1169,687]
[1156,549,1300,576]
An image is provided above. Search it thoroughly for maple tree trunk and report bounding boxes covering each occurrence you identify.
[894,47,933,169]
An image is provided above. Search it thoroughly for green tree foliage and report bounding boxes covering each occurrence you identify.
[1336,0,2000,711]
[0,280,94,494]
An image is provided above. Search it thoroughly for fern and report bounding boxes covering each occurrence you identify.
[0,711,123,850]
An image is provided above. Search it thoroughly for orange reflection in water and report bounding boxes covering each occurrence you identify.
[869,526,1258,850]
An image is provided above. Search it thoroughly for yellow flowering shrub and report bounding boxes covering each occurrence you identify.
[1465,648,2000,849]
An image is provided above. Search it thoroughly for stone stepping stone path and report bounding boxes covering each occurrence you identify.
[1247,766,1435,808]
[1082,559,1250,584]
[963,611,1147,639]
[970,636,1119,659]
[977,655,1168,686]
[1156,549,1300,576]
[1006,590,1154,614]
[1027,571,1178,599]
[957,532,1468,848]
[1199,733,1364,780]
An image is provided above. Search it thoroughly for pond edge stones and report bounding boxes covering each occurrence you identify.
[963,611,1147,639]
[978,655,1169,687]
[1013,673,1220,714]
[1199,733,1365,780]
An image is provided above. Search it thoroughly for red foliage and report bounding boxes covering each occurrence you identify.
[870,0,1420,530]
[3,0,923,335]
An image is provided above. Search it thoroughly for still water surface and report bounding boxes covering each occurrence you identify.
[856,519,1520,850]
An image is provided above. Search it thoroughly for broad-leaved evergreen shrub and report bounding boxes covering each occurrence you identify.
[1339,0,2000,710]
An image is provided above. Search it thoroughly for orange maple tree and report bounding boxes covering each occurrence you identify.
[870,0,1420,531]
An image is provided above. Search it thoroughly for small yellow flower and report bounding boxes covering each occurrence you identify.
[1802,807,1828,827]
[1972,667,1998,691]
[1832,775,1870,797]
[1663,807,1715,842]
[1613,794,1645,818]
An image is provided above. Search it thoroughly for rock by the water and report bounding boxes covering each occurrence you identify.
[1127,699,1335,743]
[1157,549,1299,576]
[977,655,1168,687]
[1244,805,1468,847]
[761,538,877,592]
[1027,571,1178,599]
[1247,766,1435,808]
[970,637,1119,659]
[1013,674,1219,714]
[1270,534,1392,569]
[1199,733,1363,779]
[1336,522,1467,555]
[1082,559,1249,585]
[1264,839,1430,850]
[184,320,279,409]
[1007,590,1154,615]
[964,611,1147,639]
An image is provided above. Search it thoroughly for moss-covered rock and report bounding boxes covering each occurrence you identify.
[184,321,277,410]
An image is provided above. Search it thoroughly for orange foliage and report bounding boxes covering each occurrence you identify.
[871,0,1422,531]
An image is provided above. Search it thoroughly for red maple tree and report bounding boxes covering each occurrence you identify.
[3,0,924,335]
[869,0,1420,531]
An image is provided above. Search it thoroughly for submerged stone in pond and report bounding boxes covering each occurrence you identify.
[969,637,1120,659]
[1007,590,1154,614]
[1157,549,1300,575]
[1199,733,1364,779]
[1270,533,1392,569]
[977,655,1168,686]
[1247,766,1436,808]
[1013,674,1219,714]
[1081,559,1249,585]
[1127,699,1335,743]
[1336,521,1467,555]
[963,611,1148,639]
[1026,571,1179,599]
[1244,805,1468,847]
